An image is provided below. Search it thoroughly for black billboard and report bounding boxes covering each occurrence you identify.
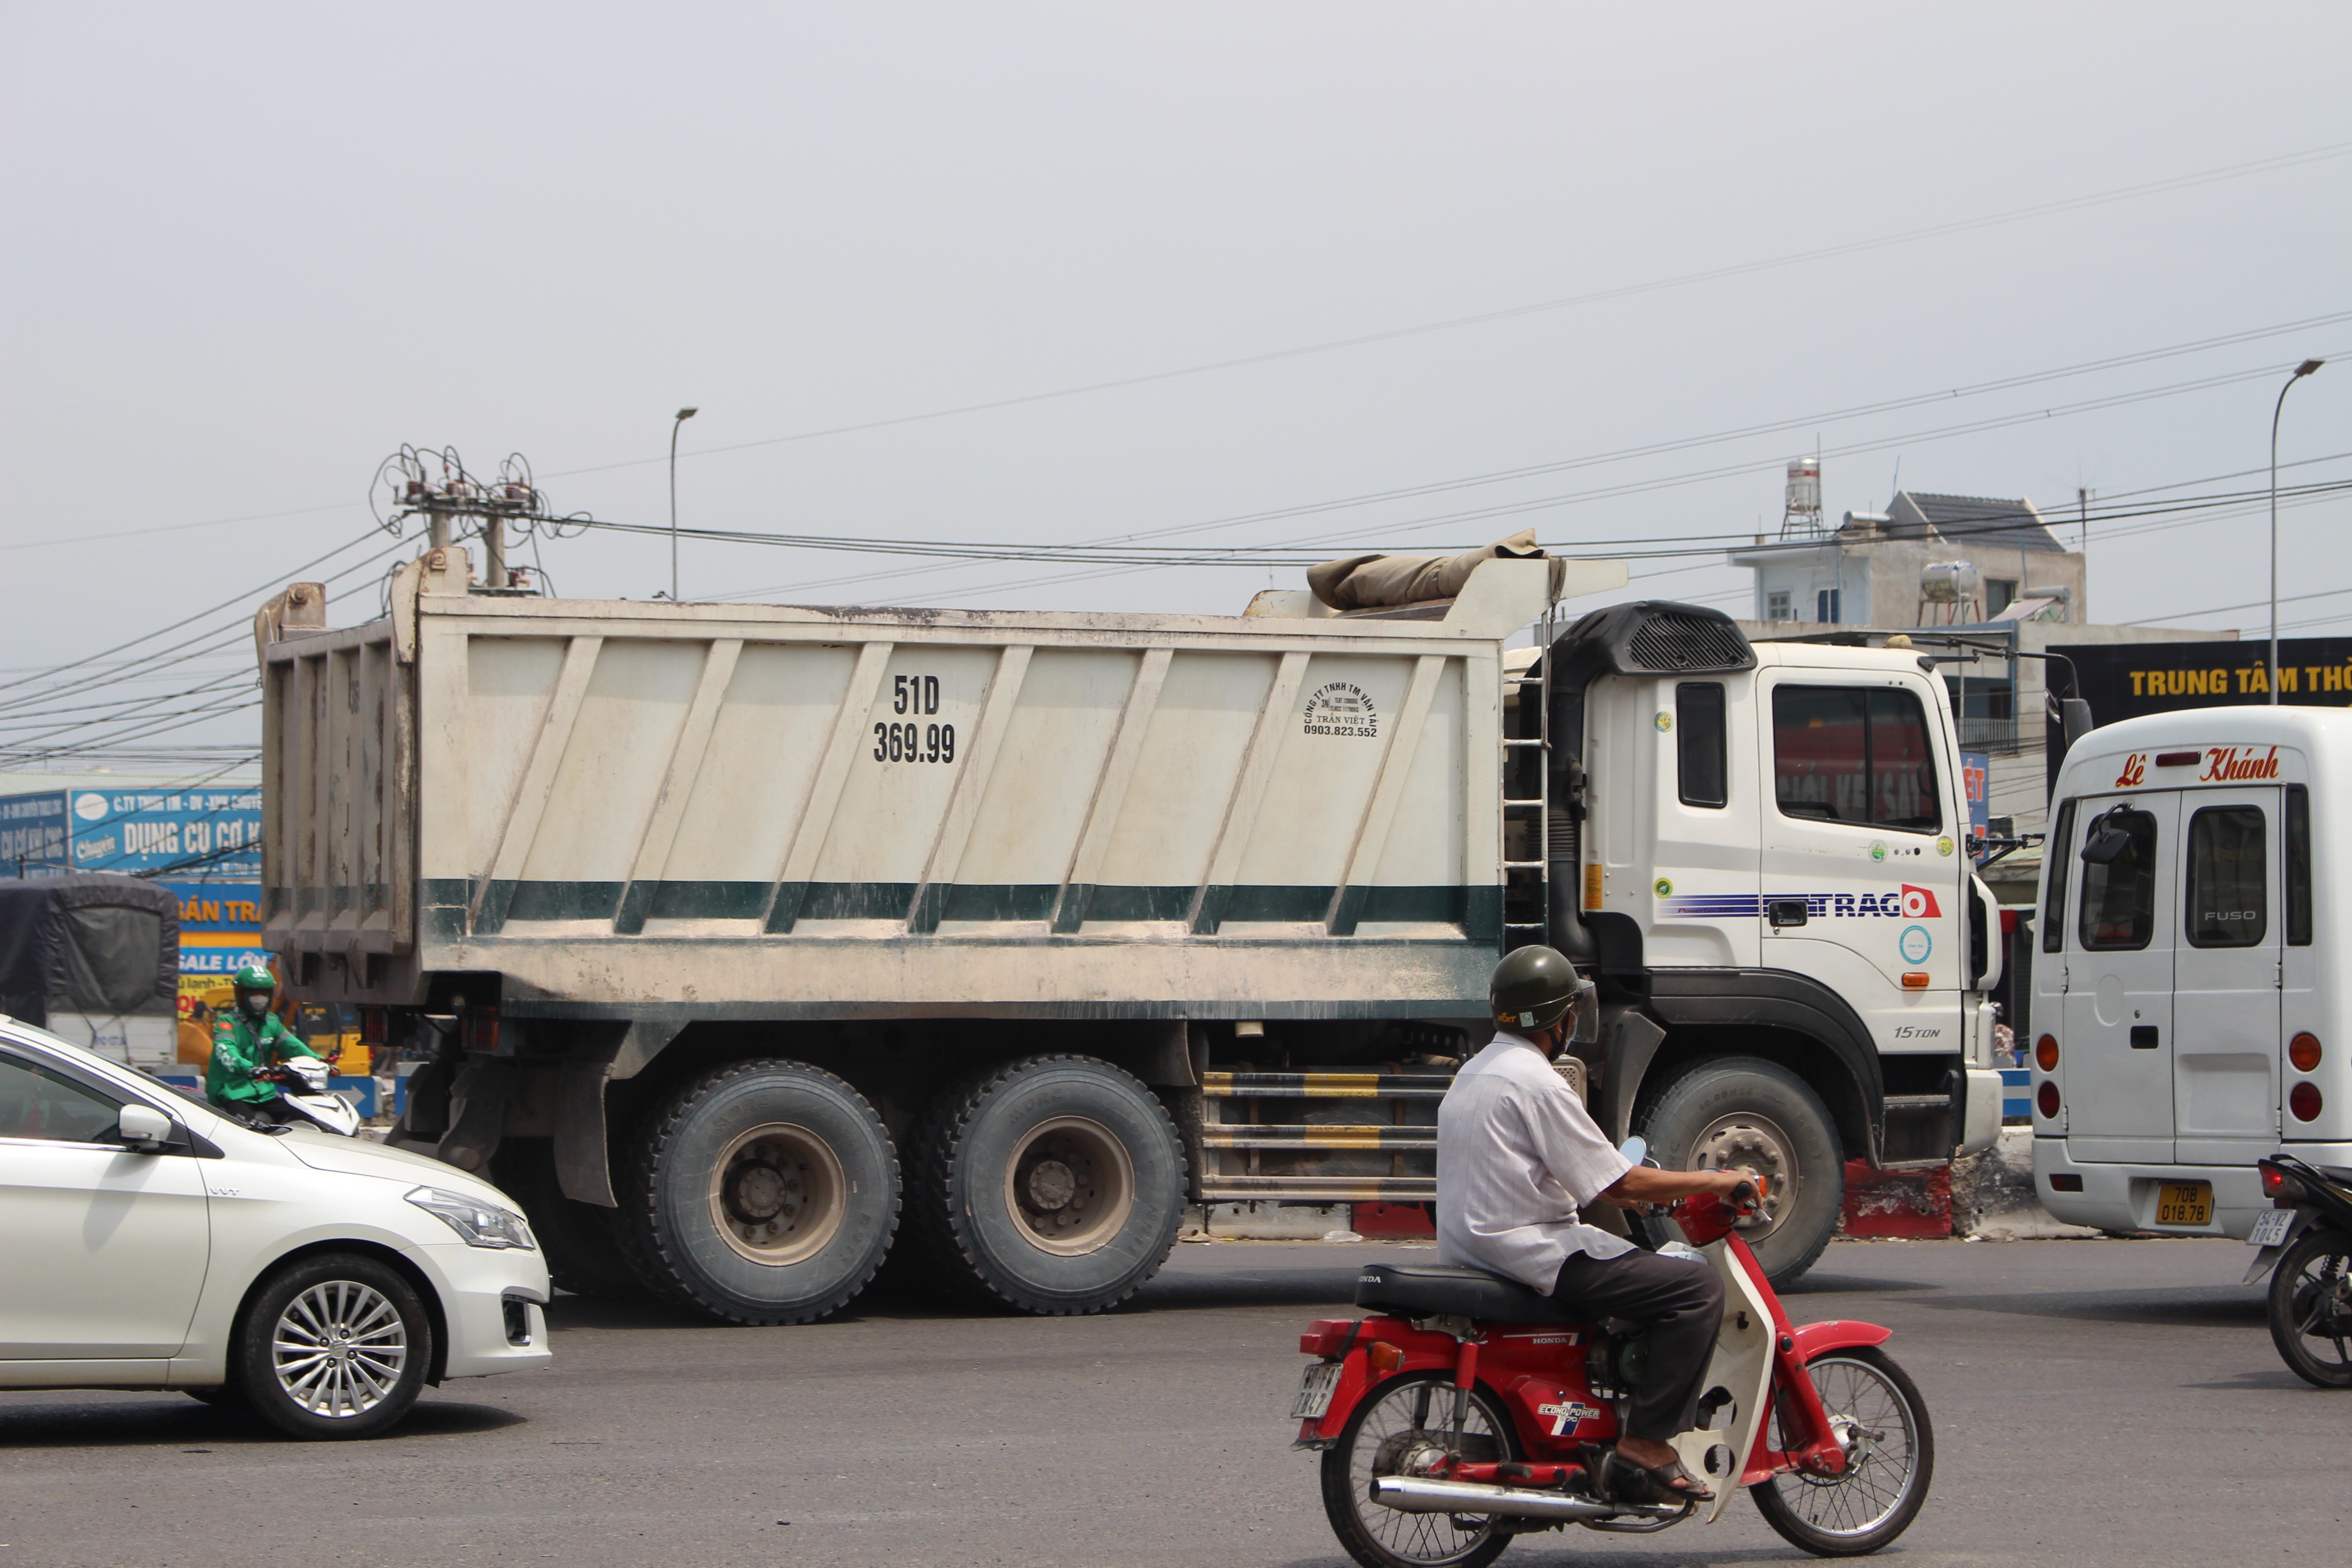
[2042,637,2352,795]
[2052,636,2352,724]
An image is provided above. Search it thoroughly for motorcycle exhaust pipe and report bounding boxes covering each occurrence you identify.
[1370,1475,1676,1522]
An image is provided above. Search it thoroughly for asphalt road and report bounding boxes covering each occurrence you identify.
[2,1236,2343,1568]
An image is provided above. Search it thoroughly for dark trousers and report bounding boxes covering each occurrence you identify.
[216,1096,288,1129]
[1553,1247,1726,1441]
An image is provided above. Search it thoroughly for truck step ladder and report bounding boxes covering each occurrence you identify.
[1502,599,1560,945]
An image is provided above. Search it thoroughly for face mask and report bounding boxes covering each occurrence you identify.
[240,992,270,1020]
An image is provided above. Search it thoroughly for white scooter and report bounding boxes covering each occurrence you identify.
[250,1056,363,1137]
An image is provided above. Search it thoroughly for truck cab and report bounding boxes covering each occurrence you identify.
[1528,613,2005,1280]
[2033,709,2352,1235]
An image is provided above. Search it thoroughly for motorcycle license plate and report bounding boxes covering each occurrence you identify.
[2155,1182,2214,1226]
[1291,1361,1343,1420]
[2248,1207,2295,1247]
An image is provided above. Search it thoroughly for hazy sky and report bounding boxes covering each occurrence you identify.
[3,4,2347,765]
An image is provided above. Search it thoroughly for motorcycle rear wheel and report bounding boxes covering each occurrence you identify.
[2267,1227,2352,1389]
[1750,1346,1933,1556]
[1319,1370,1521,1568]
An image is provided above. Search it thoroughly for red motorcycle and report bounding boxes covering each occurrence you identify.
[1293,1177,1931,1565]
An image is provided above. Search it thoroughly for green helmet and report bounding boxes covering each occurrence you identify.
[1490,944,1581,1032]
[232,961,276,1019]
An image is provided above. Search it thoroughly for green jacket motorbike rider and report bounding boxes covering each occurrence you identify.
[204,963,322,1107]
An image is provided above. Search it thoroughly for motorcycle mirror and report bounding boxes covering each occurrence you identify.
[1617,1135,1647,1166]
[117,1103,174,1151]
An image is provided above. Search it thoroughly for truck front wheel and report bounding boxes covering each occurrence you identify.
[1638,1056,1842,1287]
[910,1055,1186,1315]
[619,1059,900,1325]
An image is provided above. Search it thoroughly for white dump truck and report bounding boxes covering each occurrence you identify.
[2031,707,2350,1235]
[256,545,2001,1323]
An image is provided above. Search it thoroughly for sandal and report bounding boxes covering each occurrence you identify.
[1602,1448,1713,1504]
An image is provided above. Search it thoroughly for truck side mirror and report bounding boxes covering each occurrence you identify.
[2080,810,2134,866]
[2058,697,2094,756]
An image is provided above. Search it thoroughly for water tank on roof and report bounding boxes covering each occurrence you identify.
[1786,458,1821,517]
[1920,561,1981,603]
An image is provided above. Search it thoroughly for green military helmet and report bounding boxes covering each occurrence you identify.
[1489,944,1581,1032]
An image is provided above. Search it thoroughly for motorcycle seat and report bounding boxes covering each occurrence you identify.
[1354,1262,1582,1325]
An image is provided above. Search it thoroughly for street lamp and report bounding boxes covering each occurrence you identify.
[2269,361,2324,704]
[670,406,699,602]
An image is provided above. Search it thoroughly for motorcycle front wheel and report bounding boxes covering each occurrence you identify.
[1750,1346,1933,1556]
[1319,1370,1521,1568]
[2267,1227,2352,1389]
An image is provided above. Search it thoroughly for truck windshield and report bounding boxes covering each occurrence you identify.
[1771,685,1942,833]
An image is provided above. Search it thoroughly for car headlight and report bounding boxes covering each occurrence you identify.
[406,1186,537,1250]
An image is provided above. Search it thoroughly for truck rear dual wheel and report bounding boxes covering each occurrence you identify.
[909,1055,1186,1315]
[619,1059,900,1325]
[1639,1057,1842,1287]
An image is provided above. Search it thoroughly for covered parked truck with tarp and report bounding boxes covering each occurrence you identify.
[258,541,2001,1323]
[0,873,180,1063]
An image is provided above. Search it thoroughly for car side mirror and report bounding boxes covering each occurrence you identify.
[117,1103,174,1151]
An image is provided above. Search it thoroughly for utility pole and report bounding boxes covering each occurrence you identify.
[483,500,506,588]
[376,446,587,597]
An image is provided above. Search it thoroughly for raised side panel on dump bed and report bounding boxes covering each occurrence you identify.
[265,557,1556,1019]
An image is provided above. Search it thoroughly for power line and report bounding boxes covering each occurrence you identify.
[2120,583,2352,626]
[692,355,2351,605]
[536,140,2352,484]
[0,528,394,706]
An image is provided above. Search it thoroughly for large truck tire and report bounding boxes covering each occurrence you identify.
[909,1054,1186,1316]
[619,1059,900,1325]
[492,1140,648,1303]
[1637,1056,1842,1288]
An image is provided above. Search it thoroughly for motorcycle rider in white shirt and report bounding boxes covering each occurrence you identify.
[1436,945,1749,1504]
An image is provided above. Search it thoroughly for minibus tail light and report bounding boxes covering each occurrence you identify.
[2289,1033,2322,1073]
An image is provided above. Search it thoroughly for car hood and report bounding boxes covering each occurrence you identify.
[281,1130,516,1205]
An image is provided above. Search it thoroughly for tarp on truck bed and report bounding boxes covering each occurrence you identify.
[1308,529,1567,612]
[0,873,180,1028]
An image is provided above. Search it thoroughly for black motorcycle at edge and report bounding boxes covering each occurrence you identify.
[2243,1152,2352,1388]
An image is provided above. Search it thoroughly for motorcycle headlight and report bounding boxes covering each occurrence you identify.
[405,1186,536,1250]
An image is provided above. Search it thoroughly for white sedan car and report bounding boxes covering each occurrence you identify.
[0,1019,550,1439]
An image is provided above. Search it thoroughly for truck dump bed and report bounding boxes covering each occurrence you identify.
[262,548,1558,1023]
